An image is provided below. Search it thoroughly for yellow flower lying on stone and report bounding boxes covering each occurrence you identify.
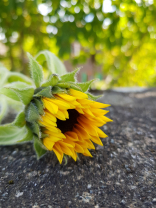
[40,89,111,163]
[0,50,112,163]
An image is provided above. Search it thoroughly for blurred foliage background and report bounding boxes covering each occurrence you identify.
[0,0,156,88]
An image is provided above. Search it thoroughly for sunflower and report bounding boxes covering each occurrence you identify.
[39,88,112,164]
[0,51,112,163]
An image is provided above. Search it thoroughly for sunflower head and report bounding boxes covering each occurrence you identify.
[0,51,112,163]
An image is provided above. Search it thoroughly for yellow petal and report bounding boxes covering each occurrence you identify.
[60,109,69,119]
[74,143,84,153]
[74,124,89,139]
[43,137,55,150]
[90,136,103,146]
[70,148,77,161]
[90,116,106,124]
[65,131,79,141]
[80,115,104,127]
[101,116,113,122]
[45,124,61,133]
[77,118,98,137]
[83,149,92,157]
[63,137,76,147]
[41,116,57,126]
[59,142,74,156]
[44,130,66,138]
[65,133,79,141]
[55,109,66,120]
[83,108,95,117]
[42,99,58,114]
[91,108,109,116]
[86,139,95,149]
[95,127,108,138]
[71,100,82,107]
[75,107,84,114]
[73,127,84,142]
[56,97,76,109]
[59,140,74,148]
[48,136,62,142]
[76,141,88,149]
[53,146,63,164]
[77,99,93,105]
[90,102,110,108]
[56,93,76,101]
[45,97,70,110]
[43,110,57,122]
[69,89,88,99]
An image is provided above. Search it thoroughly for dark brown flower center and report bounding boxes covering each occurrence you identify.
[56,109,79,133]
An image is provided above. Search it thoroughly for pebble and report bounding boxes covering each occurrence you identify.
[68,201,72,205]
[87,184,92,189]
[15,191,23,198]
[59,171,70,175]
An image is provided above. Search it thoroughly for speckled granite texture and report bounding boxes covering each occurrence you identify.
[0,88,156,208]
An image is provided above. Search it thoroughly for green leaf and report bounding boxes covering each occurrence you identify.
[0,95,8,123]
[34,87,44,94]
[0,64,9,88]
[0,82,34,105]
[33,136,47,159]
[28,121,41,138]
[0,124,33,145]
[33,98,44,115]
[25,102,40,122]
[35,50,67,76]
[60,68,80,82]
[7,72,33,85]
[34,86,52,98]
[57,82,71,88]
[13,111,26,127]
[27,52,43,88]
[41,74,59,87]
[64,155,69,165]
[52,86,66,94]
[17,126,34,143]
[87,92,103,101]
[77,79,97,92]
[68,82,82,91]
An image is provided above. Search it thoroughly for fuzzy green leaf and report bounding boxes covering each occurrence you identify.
[0,124,33,145]
[57,82,71,88]
[87,92,103,101]
[27,52,43,88]
[77,79,97,92]
[17,126,34,143]
[0,64,9,88]
[29,122,40,138]
[68,82,82,91]
[52,86,66,94]
[34,86,52,98]
[0,95,8,123]
[13,111,26,127]
[0,82,34,105]
[35,50,67,76]
[34,87,44,94]
[25,102,40,122]
[60,68,80,82]
[33,136,47,159]
[7,72,33,85]
[33,98,44,115]
[41,74,59,87]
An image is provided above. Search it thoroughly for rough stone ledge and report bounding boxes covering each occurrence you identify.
[0,88,156,208]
